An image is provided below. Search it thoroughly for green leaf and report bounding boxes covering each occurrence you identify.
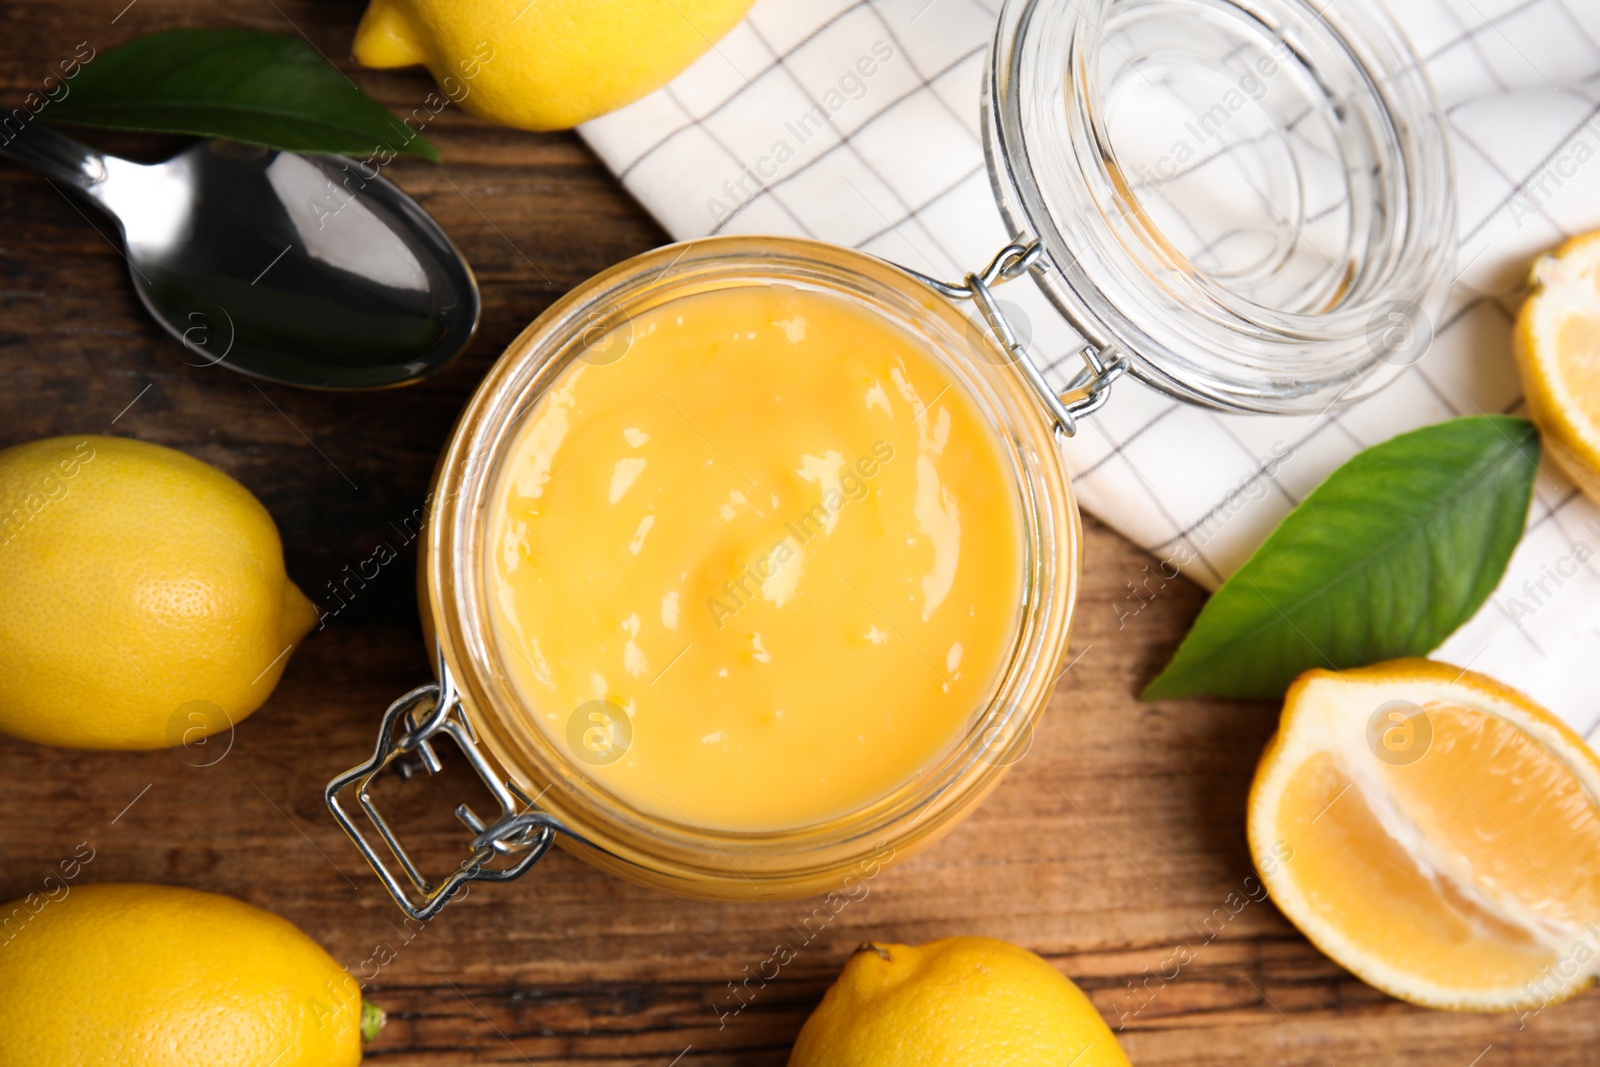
[45,28,439,162]
[1142,415,1541,701]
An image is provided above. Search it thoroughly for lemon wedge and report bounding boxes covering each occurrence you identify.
[1249,659,1600,1011]
[1515,231,1600,505]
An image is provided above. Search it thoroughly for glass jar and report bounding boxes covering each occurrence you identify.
[328,0,1455,919]
[988,0,1455,411]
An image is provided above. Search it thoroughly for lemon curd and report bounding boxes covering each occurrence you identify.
[484,284,1023,831]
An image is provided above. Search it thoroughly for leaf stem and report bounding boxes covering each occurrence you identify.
[361,999,386,1042]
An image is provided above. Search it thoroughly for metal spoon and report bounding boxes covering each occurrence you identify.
[1,122,478,389]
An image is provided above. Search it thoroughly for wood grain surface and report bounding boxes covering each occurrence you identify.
[2,2,1596,1063]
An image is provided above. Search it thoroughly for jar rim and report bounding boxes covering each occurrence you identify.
[985,0,1458,413]
[422,236,1081,898]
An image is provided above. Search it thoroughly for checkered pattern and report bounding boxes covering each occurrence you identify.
[580,0,1600,739]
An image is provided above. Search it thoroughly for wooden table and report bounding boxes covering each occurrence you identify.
[2,3,1596,1063]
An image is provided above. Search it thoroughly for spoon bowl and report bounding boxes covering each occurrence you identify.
[2,124,478,389]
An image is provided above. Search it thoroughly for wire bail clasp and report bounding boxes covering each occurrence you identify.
[898,239,1128,436]
[325,652,576,920]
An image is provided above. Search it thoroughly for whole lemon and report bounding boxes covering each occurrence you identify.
[352,0,757,131]
[0,435,316,749]
[0,883,367,1066]
[789,937,1131,1067]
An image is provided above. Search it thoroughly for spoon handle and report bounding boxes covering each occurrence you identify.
[0,121,106,193]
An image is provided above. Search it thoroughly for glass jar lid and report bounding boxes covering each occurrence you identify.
[984,0,1457,414]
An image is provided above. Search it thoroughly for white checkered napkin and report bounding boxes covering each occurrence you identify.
[579,0,1600,740]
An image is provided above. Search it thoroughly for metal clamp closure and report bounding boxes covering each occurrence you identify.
[898,240,1128,437]
[325,660,575,920]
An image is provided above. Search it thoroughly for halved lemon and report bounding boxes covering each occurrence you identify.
[1248,659,1600,1011]
[1515,230,1600,505]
